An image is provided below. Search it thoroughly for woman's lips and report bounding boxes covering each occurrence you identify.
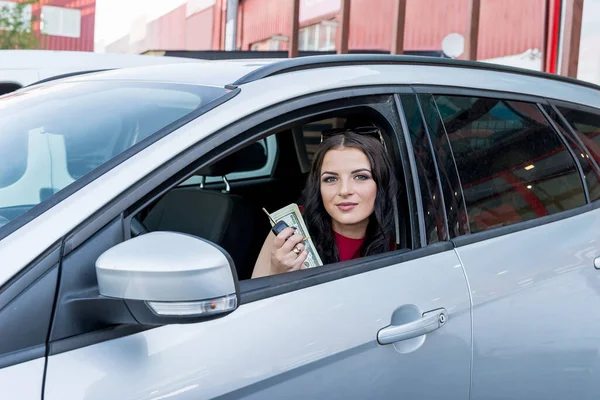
[337,202,358,211]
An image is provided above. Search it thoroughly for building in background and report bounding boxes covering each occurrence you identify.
[100,0,599,84]
[105,0,546,67]
[104,0,220,54]
[0,0,95,51]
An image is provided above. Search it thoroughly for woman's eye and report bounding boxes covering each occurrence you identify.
[323,176,337,183]
[354,174,370,180]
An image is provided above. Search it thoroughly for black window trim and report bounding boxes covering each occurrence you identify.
[413,90,450,241]
[394,94,427,247]
[430,94,471,236]
[549,98,600,115]
[0,86,241,243]
[0,241,61,368]
[411,84,575,105]
[0,344,46,370]
[415,91,468,239]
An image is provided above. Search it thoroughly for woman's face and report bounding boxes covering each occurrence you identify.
[320,147,377,233]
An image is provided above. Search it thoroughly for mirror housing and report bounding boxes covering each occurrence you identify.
[95,231,238,325]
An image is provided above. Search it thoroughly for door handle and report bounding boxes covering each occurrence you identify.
[377,308,447,345]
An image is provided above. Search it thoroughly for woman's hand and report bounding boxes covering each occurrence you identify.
[270,227,309,275]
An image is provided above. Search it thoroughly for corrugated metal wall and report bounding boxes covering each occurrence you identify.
[239,0,293,50]
[346,0,395,51]
[478,0,545,60]
[7,0,95,51]
[187,5,214,50]
[101,0,546,59]
[145,4,187,51]
[212,0,226,50]
[239,0,546,59]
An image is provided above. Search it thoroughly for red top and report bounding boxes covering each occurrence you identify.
[334,232,365,261]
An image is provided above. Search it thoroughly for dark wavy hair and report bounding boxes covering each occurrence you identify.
[300,131,398,264]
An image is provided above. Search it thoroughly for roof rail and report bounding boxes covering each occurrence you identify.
[25,69,111,87]
[227,54,600,92]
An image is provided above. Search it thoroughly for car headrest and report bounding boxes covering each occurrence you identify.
[196,141,267,177]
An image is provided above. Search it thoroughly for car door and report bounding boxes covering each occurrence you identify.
[422,88,600,400]
[42,89,473,400]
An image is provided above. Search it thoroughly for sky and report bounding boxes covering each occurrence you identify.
[578,0,600,83]
[94,0,187,51]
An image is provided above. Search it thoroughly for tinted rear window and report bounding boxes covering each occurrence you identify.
[556,106,600,166]
[436,95,586,233]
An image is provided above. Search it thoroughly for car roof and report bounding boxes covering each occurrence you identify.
[38,58,278,88]
[51,54,600,95]
[228,54,600,92]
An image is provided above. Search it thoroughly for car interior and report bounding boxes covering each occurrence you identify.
[130,107,414,281]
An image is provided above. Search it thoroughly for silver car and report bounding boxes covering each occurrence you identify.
[1,55,600,400]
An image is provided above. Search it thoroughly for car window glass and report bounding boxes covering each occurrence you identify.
[0,81,228,225]
[543,105,600,202]
[556,106,600,166]
[180,136,277,186]
[435,95,586,233]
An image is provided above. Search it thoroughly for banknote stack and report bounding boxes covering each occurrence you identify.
[267,203,323,269]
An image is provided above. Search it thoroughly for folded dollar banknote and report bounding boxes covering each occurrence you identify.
[267,203,323,268]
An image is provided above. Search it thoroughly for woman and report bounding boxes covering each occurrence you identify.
[252,127,399,278]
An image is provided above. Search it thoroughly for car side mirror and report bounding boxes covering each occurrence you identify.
[95,231,239,325]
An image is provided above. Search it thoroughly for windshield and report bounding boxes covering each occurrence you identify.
[0,80,228,227]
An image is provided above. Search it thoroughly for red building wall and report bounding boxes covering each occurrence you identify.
[187,5,214,50]
[136,2,217,52]
[238,0,546,60]
[239,0,294,51]
[103,0,548,62]
[7,0,95,51]
[477,0,545,60]
[212,0,225,50]
[145,4,187,51]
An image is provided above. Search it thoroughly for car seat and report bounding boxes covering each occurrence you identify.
[142,142,267,280]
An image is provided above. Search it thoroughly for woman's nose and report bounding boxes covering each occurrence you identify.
[339,178,353,196]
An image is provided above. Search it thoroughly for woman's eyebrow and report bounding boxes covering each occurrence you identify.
[352,168,372,174]
[321,171,338,176]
